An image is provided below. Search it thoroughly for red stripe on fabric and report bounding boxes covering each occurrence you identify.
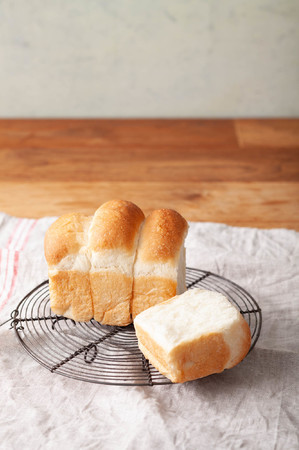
[6,219,23,249]
[0,252,19,312]
[0,250,2,287]
[1,220,24,305]
[0,250,10,303]
[0,218,38,312]
[20,220,38,251]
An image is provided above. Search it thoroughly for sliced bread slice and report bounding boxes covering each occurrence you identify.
[134,288,251,383]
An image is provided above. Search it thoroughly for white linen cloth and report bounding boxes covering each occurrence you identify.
[0,212,298,450]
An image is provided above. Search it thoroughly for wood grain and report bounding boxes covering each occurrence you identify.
[235,119,299,148]
[0,181,298,230]
[0,119,298,229]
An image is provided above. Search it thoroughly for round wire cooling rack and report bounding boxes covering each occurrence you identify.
[10,268,262,387]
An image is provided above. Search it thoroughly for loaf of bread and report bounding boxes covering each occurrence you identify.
[88,200,144,325]
[134,288,251,383]
[44,213,93,322]
[44,201,188,325]
[131,209,188,319]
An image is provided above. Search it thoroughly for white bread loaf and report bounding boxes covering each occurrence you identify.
[44,213,93,322]
[134,288,251,383]
[44,202,189,326]
[88,200,144,325]
[131,209,188,319]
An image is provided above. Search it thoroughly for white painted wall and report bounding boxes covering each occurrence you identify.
[0,0,298,117]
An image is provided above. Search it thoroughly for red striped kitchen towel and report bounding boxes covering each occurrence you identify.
[0,213,56,320]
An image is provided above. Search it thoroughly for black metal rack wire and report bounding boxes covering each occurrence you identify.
[9,268,262,386]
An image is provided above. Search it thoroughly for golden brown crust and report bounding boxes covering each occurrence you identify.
[136,209,188,264]
[136,328,232,383]
[172,333,231,382]
[90,271,133,325]
[44,213,91,266]
[135,325,171,376]
[89,200,145,252]
[101,301,131,326]
[132,276,177,319]
[138,341,171,380]
[49,271,93,322]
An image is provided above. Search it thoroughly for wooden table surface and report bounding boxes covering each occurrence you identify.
[0,119,298,230]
